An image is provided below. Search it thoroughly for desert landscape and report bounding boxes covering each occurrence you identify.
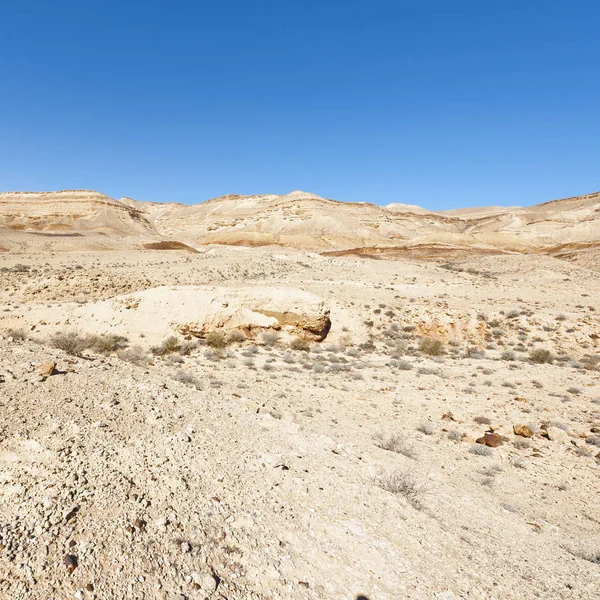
[1,189,599,600]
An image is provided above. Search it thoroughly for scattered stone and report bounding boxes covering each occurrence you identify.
[513,424,534,438]
[63,554,78,574]
[38,361,57,377]
[546,427,570,443]
[476,432,503,447]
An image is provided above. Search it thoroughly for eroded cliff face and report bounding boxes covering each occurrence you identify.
[0,190,156,236]
[1,188,600,257]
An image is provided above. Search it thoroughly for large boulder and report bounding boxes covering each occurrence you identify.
[75,286,331,343]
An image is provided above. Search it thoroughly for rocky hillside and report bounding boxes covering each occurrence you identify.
[1,188,599,256]
[0,190,156,238]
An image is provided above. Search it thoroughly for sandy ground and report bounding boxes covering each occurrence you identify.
[1,245,599,600]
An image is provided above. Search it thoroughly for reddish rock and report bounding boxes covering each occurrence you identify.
[476,432,503,448]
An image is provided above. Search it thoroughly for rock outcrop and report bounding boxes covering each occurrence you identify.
[74,285,332,343]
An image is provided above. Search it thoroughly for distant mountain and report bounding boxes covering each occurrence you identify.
[1,188,599,258]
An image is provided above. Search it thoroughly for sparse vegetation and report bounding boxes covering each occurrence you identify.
[373,433,417,458]
[89,333,129,354]
[4,328,27,341]
[377,470,426,509]
[117,345,148,365]
[50,330,92,356]
[416,422,435,436]
[419,338,445,356]
[529,348,554,364]
[172,370,202,390]
[289,337,310,352]
[261,331,280,347]
[469,444,493,457]
[150,335,181,356]
[205,331,227,349]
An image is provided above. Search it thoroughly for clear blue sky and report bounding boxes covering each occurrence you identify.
[1,1,599,209]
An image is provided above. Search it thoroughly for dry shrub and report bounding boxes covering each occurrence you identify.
[172,370,202,390]
[226,330,246,344]
[373,433,416,458]
[261,331,280,347]
[117,346,148,365]
[377,470,426,509]
[5,328,27,341]
[50,330,92,356]
[151,336,181,356]
[205,331,227,349]
[529,348,554,364]
[89,333,129,354]
[290,337,310,352]
[419,338,445,356]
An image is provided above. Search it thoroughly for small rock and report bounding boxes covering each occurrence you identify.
[476,432,503,447]
[39,362,57,377]
[546,427,570,443]
[513,424,534,438]
[181,542,191,553]
[197,573,218,593]
[64,553,78,573]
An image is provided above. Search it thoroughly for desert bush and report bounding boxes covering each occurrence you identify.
[5,328,27,341]
[473,416,491,425]
[416,422,435,435]
[204,349,223,361]
[419,338,445,356]
[150,335,181,356]
[50,330,92,356]
[226,330,246,344]
[417,367,439,376]
[261,331,280,347]
[373,433,416,458]
[117,345,148,365]
[172,370,202,390]
[529,348,554,364]
[501,351,516,361]
[289,337,310,352]
[179,340,199,355]
[447,430,462,442]
[513,438,531,450]
[392,359,412,370]
[469,444,493,457]
[377,470,425,509]
[205,331,227,348]
[89,333,129,354]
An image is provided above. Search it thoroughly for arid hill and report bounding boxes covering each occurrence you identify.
[1,188,599,260]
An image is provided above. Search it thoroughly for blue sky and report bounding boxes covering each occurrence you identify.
[1,1,599,209]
